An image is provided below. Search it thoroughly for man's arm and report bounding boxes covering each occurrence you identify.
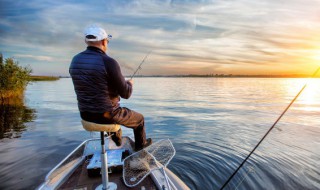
[106,57,132,99]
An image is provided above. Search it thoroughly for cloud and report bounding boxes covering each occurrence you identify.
[14,54,53,61]
[1,0,320,75]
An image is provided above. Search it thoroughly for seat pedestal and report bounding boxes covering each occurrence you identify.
[96,131,117,190]
[81,120,120,190]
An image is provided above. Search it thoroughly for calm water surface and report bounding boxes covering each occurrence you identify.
[0,78,319,190]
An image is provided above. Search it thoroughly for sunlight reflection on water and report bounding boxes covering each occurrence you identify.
[0,78,319,190]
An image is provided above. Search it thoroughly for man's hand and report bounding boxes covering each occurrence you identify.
[127,79,133,86]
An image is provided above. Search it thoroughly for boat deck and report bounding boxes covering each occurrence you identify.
[59,157,157,190]
[37,137,190,190]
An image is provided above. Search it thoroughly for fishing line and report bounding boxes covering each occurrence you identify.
[130,51,152,80]
[220,66,320,190]
[234,166,255,190]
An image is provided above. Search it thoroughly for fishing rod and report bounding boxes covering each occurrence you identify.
[130,51,152,80]
[220,66,320,190]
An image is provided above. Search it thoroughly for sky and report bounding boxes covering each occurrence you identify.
[1,0,320,76]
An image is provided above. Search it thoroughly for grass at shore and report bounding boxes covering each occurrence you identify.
[0,76,59,102]
[30,76,60,81]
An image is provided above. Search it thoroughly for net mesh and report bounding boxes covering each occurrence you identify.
[123,139,175,187]
[145,139,175,167]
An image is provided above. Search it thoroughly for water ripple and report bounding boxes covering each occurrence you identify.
[0,78,319,190]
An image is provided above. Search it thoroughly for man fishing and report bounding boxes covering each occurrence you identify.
[69,25,152,151]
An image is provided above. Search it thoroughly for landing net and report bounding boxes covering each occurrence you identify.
[123,139,176,187]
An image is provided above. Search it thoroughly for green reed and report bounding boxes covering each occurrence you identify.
[0,53,32,101]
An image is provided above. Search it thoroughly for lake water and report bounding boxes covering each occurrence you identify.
[0,78,319,190]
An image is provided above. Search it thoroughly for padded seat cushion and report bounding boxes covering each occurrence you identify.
[81,120,120,132]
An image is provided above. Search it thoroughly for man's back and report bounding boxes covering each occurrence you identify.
[70,46,113,113]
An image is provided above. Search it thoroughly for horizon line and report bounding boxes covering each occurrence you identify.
[34,74,320,78]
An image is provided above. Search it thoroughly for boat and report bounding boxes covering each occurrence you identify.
[37,121,190,190]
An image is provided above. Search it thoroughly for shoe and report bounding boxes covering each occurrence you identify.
[135,138,152,151]
[113,138,122,146]
[144,138,152,148]
[112,129,122,146]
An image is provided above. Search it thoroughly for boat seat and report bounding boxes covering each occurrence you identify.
[81,120,119,189]
[81,120,121,132]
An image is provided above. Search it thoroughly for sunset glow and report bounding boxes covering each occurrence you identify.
[1,0,320,76]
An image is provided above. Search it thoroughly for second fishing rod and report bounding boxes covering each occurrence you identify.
[220,66,320,190]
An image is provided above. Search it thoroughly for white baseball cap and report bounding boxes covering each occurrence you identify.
[84,25,112,42]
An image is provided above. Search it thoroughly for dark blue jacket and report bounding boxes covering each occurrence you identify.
[69,46,132,113]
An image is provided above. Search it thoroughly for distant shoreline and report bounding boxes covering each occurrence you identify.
[30,76,60,81]
[127,74,318,78]
[43,74,319,78]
